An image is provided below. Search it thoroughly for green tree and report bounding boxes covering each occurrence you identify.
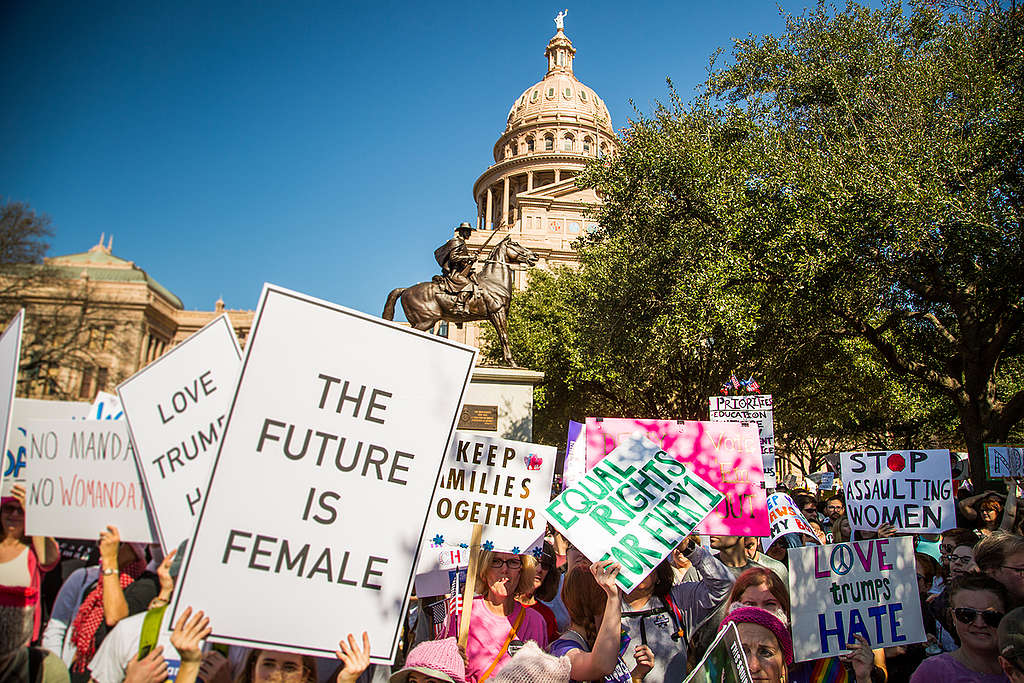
[492,1,1022,489]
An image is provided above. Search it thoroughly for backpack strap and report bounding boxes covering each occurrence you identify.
[28,646,47,683]
[138,605,168,659]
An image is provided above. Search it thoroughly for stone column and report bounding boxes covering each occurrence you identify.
[486,187,494,229]
[527,170,534,191]
[502,177,510,228]
[554,169,561,183]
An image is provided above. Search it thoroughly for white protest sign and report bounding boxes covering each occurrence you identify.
[414,547,471,597]
[986,444,1024,480]
[417,432,555,576]
[91,391,124,420]
[23,419,155,542]
[789,536,925,662]
[563,420,586,490]
[545,435,723,591]
[763,492,819,551]
[3,399,92,496]
[118,314,242,552]
[709,394,775,488]
[841,449,954,533]
[0,310,24,492]
[168,285,476,663]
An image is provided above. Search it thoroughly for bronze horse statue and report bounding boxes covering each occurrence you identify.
[382,236,538,365]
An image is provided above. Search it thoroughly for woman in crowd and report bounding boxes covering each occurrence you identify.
[0,484,59,642]
[729,568,790,620]
[548,561,654,683]
[234,649,319,683]
[518,544,560,643]
[960,493,1007,536]
[444,551,547,682]
[389,637,466,683]
[910,573,1011,681]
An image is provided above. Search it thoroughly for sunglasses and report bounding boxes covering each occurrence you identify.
[953,607,1004,628]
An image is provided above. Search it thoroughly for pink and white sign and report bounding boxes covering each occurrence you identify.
[584,418,768,536]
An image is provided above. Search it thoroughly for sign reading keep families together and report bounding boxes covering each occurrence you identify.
[168,285,476,663]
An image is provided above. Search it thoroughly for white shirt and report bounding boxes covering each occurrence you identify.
[89,610,182,683]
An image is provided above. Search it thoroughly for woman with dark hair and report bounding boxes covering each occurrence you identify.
[959,492,1007,537]
[910,573,1011,681]
[620,538,735,682]
[235,649,319,683]
[519,544,561,643]
[548,561,653,683]
[444,551,547,682]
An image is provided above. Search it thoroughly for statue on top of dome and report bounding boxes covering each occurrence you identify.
[555,9,567,31]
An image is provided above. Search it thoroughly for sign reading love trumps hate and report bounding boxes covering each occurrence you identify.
[23,419,155,542]
[117,314,242,552]
[584,418,768,536]
[546,435,723,590]
[417,432,555,575]
[789,537,925,662]
[168,285,476,664]
[841,449,954,533]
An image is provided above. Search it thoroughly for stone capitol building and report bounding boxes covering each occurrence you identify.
[0,17,614,437]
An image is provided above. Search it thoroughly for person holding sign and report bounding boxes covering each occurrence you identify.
[0,484,58,642]
[548,561,654,683]
[910,574,1011,682]
[443,551,548,682]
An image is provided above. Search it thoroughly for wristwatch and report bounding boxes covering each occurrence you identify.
[101,567,119,576]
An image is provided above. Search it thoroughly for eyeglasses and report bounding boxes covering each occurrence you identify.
[1002,566,1024,577]
[948,554,974,565]
[953,607,1004,628]
[825,505,843,512]
[490,557,523,570]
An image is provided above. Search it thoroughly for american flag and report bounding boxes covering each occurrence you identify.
[730,373,741,389]
[747,376,761,392]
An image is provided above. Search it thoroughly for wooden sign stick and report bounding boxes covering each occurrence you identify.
[457,523,485,649]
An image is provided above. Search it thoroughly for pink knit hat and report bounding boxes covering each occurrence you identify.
[490,641,571,683]
[390,638,466,683]
[720,606,794,665]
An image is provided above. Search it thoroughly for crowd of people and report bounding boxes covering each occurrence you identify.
[3,477,1024,683]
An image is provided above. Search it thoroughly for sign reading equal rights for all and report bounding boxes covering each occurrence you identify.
[118,314,242,552]
[23,419,156,543]
[840,449,954,533]
[584,418,768,536]
[546,435,723,591]
[789,536,925,662]
[416,431,556,576]
[168,285,476,664]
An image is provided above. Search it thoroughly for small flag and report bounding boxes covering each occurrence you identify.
[747,376,761,392]
[730,373,741,389]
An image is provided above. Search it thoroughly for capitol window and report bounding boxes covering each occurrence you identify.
[547,87,555,99]
[580,90,588,101]
[563,87,571,99]
[583,137,592,154]
[563,135,573,151]
[511,141,518,156]
[544,136,554,151]
[531,90,538,103]
[526,137,535,152]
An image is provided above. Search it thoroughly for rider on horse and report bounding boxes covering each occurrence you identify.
[433,221,479,315]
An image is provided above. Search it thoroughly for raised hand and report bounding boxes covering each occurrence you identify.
[589,559,622,595]
[335,632,371,683]
[125,646,169,683]
[170,606,211,664]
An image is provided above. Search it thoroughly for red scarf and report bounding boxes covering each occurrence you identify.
[70,560,146,672]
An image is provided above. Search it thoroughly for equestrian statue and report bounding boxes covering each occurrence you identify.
[382,222,538,366]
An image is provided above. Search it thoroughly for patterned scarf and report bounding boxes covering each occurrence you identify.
[69,559,146,672]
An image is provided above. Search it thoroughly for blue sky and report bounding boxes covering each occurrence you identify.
[2,1,810,317]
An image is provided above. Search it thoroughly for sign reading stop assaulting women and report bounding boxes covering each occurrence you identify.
[840,449,954,533]
[167,285,476,663]
[788,536,925,662]
[546,435,723,591]
[117,314,242,553]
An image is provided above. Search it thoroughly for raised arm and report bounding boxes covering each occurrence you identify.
[99,525,130,627]
[565,560,623,681]
[11,485,59,568]
[1002,479,1021,532]
[670,542,736,632]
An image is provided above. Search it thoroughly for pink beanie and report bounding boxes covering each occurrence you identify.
[390,638,466,683]
[491,641,571,683]
[720,606,794,665]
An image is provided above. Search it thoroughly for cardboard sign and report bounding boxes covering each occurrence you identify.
[167,285,476,663]
[91,391,124,420]
[986,444,1024,479]
[3,399,92,496]
[546,435,723,591]
[683,622,752,683]
[584,418,769,536]
[23,419,155,542]
[416,431,555,575]
[563,420,586,490]
[0,310,23,492]
[709,394,775,488]
[789,537,925,661]
[764,492,820,550]
[118,315,242,552]
[414,547,470,597]
[841,449,954,533]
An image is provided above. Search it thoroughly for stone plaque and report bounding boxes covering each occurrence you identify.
[458,404,498,431]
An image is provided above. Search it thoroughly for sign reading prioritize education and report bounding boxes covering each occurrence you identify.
[417,431,556,575]
[585,418,768,536]
[546,435,723,591]
[168,285,476,664]
[23,419,155,542]
[986,444,1024,480]
[841,449,954,533]
[0,310,23,492]
[709,394,775,487]
[764,492,820,550]
[789,536,925,662]
[117,315,242,552]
